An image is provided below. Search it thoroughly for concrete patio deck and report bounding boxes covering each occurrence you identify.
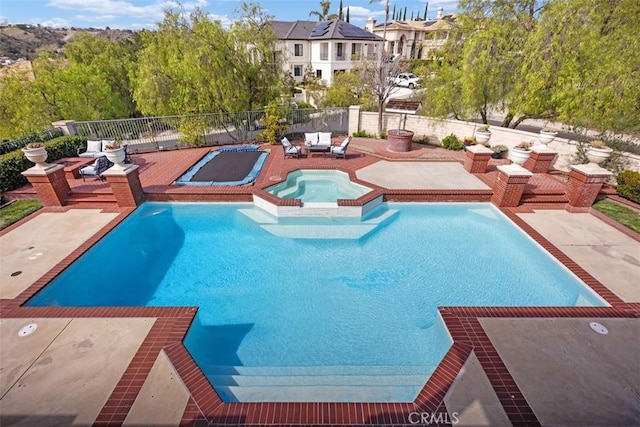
[1,141,638,426]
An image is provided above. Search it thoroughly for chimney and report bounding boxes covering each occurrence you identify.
[365,17,376,32]
[437,7,443,19]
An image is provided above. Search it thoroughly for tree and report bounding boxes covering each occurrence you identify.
[0,66,53,139]
[424,3,428,20]
[421,0,539,125]
[512,0,640,133]
[321,72,372,107]
[309,0,338,21]
[0,32,138,139]
[134,3,283,117]
[338,0,343,20]
[346,7,350,22]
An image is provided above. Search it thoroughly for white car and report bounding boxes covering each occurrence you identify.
[391,73,422,89]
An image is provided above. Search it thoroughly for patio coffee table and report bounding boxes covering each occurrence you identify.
[304,144,331,157]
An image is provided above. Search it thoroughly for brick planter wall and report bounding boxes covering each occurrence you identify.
[103,166,145,207]
[491,165,532,207]
[21,164,70,206]
[566,164,613,207]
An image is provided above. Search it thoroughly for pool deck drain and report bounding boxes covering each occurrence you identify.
[1,143,638,426]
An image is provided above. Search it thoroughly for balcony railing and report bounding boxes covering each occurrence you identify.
[320,53,328,61]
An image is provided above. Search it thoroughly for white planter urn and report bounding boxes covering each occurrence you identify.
[475,130,492,144]
[509,147,532,166]
[22,145,51,169]
[586,146,613,164]
[103,147,126,170]
[538,129,557,146]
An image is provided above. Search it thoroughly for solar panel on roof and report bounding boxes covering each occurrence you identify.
[340,25,363,38]
[311,21,331,37]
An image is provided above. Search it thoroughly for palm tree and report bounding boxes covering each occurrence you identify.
[309,0,338,21]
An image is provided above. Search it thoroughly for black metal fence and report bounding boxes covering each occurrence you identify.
[74,108,349,153]
[0,128,64,155]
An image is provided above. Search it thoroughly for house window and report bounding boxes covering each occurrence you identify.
[351,43,361,60]
[294,44,303,56]
[316,69,322,78]
[294,65,303,77]
[336,42,344,60]
[320,43,329,60]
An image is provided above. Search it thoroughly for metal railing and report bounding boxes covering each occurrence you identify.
[74,108,349,153]
[0,127,64,155]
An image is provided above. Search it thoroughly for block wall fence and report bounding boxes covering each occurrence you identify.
[347,106,640,172]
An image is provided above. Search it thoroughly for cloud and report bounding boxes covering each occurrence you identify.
[74,14,117,23]
[344,6,385,21]
[38,17,72,27]
[48,0,208,22]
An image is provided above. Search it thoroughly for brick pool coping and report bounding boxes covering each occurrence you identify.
[2,144,639,426]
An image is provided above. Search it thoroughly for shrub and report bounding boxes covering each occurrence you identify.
[295,101,315,109]
[0,135,87,194]
[352,130,369,137]
[616,170,640,203]
[441,134,463,150]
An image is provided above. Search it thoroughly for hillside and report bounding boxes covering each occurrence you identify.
[0,24,135,60]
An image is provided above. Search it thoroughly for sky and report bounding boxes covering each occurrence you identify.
[0,0,458,30]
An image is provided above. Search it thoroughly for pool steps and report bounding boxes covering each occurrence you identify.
[205,364,435,402]
[239,207,399,239]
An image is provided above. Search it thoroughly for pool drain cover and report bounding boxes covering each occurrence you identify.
[589,322,608,335]
[19,323,38,337]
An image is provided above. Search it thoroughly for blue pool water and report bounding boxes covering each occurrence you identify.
[265,169,371,202]
[27,202,606,402]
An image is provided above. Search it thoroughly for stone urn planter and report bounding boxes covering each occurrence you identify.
[22,144,51,169]
[586,144,613,164]
[509,144,532,166]
[474,129,491,145]
[538,129,557,146]
[387,129,414,152]
[103,145,127,170]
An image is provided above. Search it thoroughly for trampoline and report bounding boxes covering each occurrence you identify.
[174,145,269,186]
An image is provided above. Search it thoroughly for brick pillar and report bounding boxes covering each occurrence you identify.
[21,164,70,206]
[103,165,145,207]
[464,145,493,173]
[565,164,612,208]
[523,146,557,173]
[491,164,532,207]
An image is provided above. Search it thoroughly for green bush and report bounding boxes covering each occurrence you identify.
[352,130,369,137]
[616,170,640,203]
[441,134,463,150]
[295,101,315,109]
[0,135,87,194]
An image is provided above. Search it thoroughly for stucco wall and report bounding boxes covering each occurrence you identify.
[349,107,640,172]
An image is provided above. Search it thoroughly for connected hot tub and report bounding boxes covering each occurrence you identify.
[265,169,371,202]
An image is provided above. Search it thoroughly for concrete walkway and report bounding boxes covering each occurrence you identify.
[356,161,491,189]
[518,210,640,302]
[481,317,640,426]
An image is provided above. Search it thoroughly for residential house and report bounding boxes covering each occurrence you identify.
[272,19,384,87]
[365,7,458,61]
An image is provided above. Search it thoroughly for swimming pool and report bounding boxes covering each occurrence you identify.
[26,202,606,402]
[265,169,371,202]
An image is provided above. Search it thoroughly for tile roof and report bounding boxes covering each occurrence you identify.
[272,20,383,41]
